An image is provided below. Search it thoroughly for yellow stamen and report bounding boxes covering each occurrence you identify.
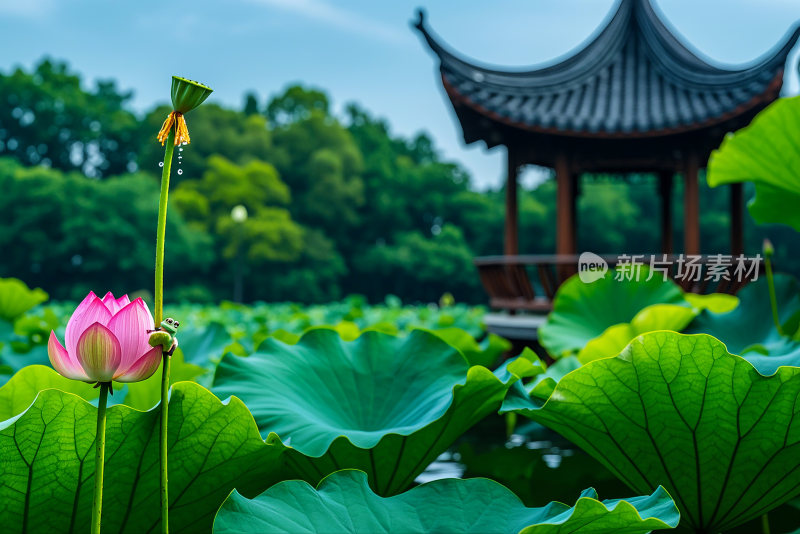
[156,111,192,146]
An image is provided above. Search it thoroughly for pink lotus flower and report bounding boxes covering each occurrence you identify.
[48,291,162,383]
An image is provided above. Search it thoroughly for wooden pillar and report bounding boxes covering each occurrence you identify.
[556,153,576,254]
[683,154,700,255]
[571,172,580,247]
[730,182,744,256]
[504,148,519,256]
[659,171,674,254]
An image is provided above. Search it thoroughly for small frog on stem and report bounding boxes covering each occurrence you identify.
[148,317,180,356]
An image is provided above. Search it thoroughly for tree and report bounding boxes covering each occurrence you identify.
[0,158,212,300]
[356,225,481,302]
[174,155,303,265]
[243,92,260,116]
[268,86,365,244]
[0,59,140,177]
[266,85,329,126]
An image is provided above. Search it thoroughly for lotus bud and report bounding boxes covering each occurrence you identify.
[231,204,248,223]
[48,291,162,386]
[157,76,213,146]
[763,238,774,257]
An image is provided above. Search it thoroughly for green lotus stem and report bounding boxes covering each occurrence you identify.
[762,513,770,534]
[154,77,211,534]
[763,240,783,336]
[156,127,175,534]
[91,383,110,534]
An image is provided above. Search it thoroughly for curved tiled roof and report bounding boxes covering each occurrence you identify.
[414,0,800,138]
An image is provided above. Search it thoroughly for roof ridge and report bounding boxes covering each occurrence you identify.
[412,5,633,89]
[414,1,798,137]
[633,0,800,88]
[414,2,799,89]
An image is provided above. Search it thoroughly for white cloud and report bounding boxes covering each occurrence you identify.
[249,0,407,44]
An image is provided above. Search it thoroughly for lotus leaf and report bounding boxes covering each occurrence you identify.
[707,96,800,230]
[213,328,516,495]
[539,266,685,356]
[0,277,48,323]
[212,469,679,534]
[504,331,800,532]
[430,327,511,367]
[686,274,800,356]
[578,304,696,363]
[0,377,284,533]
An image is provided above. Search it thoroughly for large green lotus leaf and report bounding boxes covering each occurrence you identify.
[578,304,696,363]
[0,364,98,420]
[686,274,800,357]
[0,277,48,322]
[504,331,800,533]
[0,380,284,533]
[429,327,512,367]
[117,350,207,410]
[174,320,233,367]
[539,266,685,356]
[213,469,679,534]
[707,96,800,230]
[683,292,739,314]
[0,359,205,413]
[212,328,515,495]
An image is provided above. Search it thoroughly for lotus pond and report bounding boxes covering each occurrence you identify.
[3,264,800,533]
[4,88,800,534]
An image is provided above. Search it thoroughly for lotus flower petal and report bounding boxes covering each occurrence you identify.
[76,323,121,382]
[108,298,155,372]
[48,331,88,381]
[65,292,112,358]
[101,292,131,316]
[115,346,162,383]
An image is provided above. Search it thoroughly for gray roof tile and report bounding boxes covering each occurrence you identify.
[414,0,800,136]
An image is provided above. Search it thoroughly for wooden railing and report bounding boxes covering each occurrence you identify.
[474,254,761,312]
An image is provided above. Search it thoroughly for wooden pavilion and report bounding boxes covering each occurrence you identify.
[414,0,800,312]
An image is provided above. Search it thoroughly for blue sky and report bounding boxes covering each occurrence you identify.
[1,0,799,189]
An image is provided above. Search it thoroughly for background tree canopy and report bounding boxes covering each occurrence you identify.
[1,58,798,304]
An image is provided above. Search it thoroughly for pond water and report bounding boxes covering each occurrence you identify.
[415,432,576,484]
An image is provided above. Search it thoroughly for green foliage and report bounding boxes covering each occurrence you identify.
[0,277,47,322]
[430,327,511,367]
[686,274,800,357]
[213,329,515,495]
[270,89,364,235]
[0,59,139,176]
[505,331,800,533]
[358,225,481,302]
[578,304,696,363]
[175,155,304,265]
[4,59,799,304]
[267,85,329,126]
[0,377,285,533]
[707,96,800,231]
[0,158,213,300]
[213,470,680,534]
[538,266,686,357]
